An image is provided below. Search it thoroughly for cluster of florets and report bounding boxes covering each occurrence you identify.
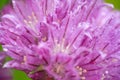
[0,0,120,80]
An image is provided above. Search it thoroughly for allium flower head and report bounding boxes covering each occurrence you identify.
[0,0,120,80]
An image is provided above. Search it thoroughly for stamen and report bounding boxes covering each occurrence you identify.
[101,74,105,80]
[42,36,47,42]
[105,71,108,74]
[81,76,86,80]
[83,69,87,73]
[112,58,118,62]
[28,21,34,28]
[79,72,82,75]
[28,15,32,20]
[32,12,38,23]
[23,56,27,62]
[53,38,70,54]
[76,66,87,80]
[21,56,27,64]
[53,63,64,75]
[79,67,83,71]
[28,21,32,24]
[24,20,28,24]
[23,12,38,30]
[56,65,63,74]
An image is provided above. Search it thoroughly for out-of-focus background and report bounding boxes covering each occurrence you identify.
[105,0,120,10]
[0,0,120,80]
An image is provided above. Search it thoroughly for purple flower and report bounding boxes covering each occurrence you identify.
[44,54,79,80]
[0,0,120,80]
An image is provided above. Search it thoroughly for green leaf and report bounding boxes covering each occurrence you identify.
[12,69,32,80]
[0,45,3,51]
[5,56,12,61]
[0,0,10,10]
[105,0,120,10]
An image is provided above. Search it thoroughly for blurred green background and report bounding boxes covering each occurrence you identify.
[0,0,120,80]
[0,0,9,10]
[105,0,120,10]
